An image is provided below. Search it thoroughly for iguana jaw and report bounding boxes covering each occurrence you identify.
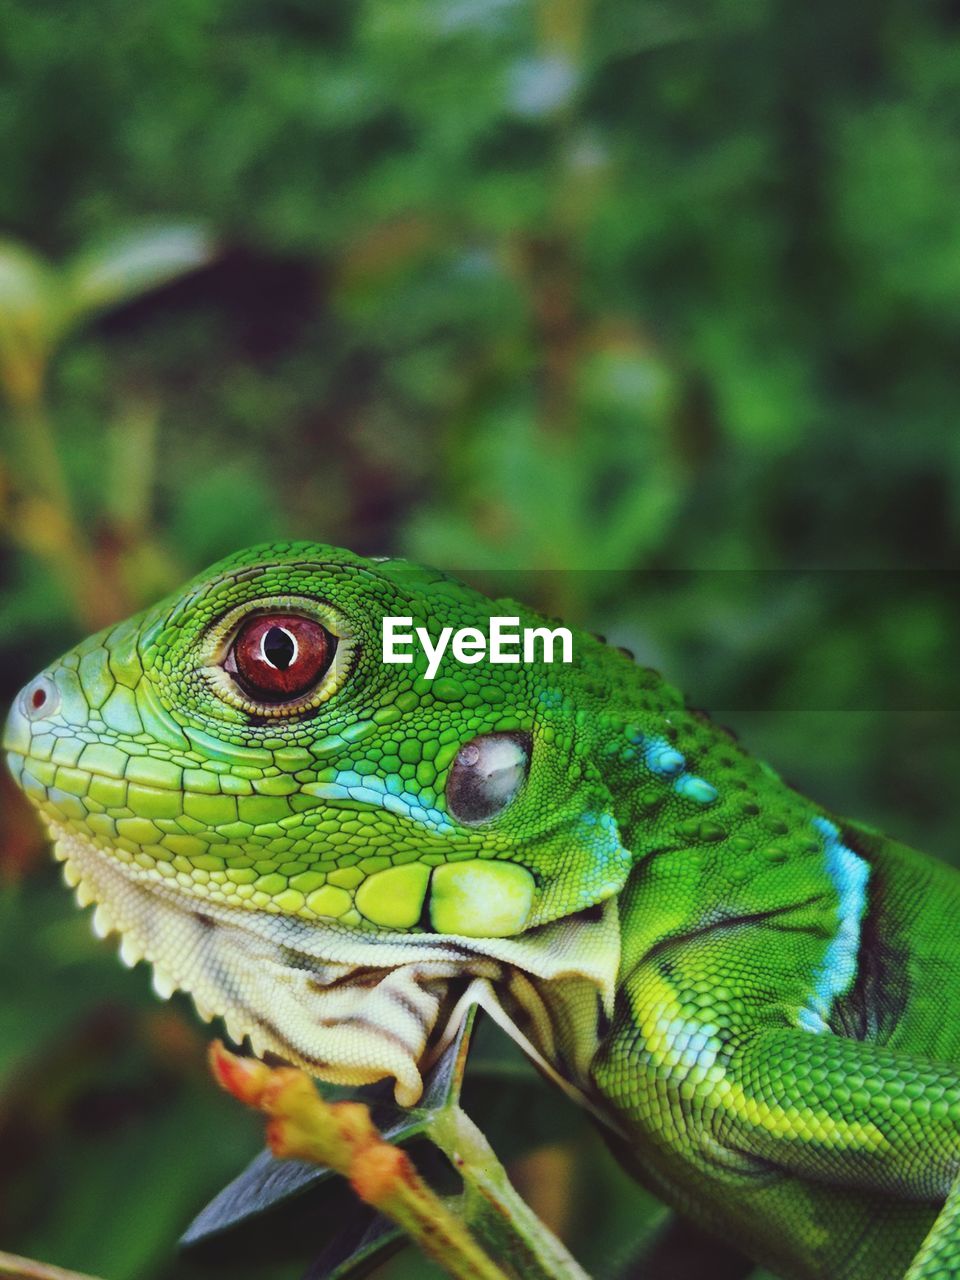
[45,817,621,1108]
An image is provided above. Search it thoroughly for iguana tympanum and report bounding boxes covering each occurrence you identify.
[5,543,960,1280]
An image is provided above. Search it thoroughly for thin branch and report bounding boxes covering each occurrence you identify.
[429,1104,590,1280]
[0,1252,105,1280]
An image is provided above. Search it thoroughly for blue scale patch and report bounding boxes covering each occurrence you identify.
[644,739,686,778]
[800,816,869,1033]
[673,774,718,805]
[303,771,455,834]
[573,809,633,891]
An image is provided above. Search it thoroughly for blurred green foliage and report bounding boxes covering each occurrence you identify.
[0,0,958,1277]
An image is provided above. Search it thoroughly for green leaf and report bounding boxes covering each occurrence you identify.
[62,223,216,328]
[303,1213,403,1280]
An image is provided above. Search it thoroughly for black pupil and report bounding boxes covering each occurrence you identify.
[263,626,296,671]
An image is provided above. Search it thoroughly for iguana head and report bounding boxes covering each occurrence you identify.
[4,541,636,935]
[3,542,630,1101]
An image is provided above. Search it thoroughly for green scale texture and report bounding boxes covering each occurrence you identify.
[5,542,960,1280]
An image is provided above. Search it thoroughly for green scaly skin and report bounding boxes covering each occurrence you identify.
[5,542,960,1280]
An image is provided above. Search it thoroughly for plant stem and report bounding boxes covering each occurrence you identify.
[429,1105,591,1280]
[5,400,117,630]
[0,1252,105,1280]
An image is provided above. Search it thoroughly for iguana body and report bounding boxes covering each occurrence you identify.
[4,542,960,1280]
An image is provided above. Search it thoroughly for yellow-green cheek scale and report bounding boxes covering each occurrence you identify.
[250,857,535,937]
[355,862,431,928]
[429,861,535,937]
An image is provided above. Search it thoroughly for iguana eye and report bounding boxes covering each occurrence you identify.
[227,614,336,702]
[446,732,531,825]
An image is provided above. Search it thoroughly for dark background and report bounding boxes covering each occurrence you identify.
[1,2,958,1277]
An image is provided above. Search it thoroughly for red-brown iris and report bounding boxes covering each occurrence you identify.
[230,614,335,702]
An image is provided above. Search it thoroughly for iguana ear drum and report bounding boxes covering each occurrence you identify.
[445,732,531,825]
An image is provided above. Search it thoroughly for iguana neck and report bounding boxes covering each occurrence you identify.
[592,682,870,1039]
[591,670,802,855]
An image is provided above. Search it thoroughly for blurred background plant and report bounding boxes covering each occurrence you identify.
[0,0,958,1277]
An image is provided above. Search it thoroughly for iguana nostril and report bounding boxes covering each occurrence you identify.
[22,675,60,721]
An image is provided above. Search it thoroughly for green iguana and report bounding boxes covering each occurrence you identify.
[4,542,960,1280]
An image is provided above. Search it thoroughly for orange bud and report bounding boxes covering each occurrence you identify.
[208,1040,271,1106]
[350,1143,411,1206]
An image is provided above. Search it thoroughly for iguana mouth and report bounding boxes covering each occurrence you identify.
[46,818,621,1108]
